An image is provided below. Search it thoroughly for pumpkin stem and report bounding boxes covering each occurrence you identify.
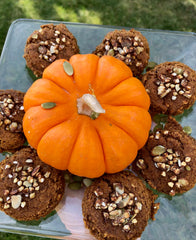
[77,94,105,119]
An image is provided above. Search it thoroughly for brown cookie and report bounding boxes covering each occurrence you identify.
[93,29,150,77]
[0,147,65,221]
[0,90,25,153]
[82,171,159,240]
[132,117,196,196]
[142,61,196,115]
[24,23,80,77]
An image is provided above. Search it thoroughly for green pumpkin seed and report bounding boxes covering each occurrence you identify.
[185,166,191,171]
[41,102,56,109]
[64,173,70,183]
[72,175,83,182]
[63,61,74,76]
[151,145,166,156]
[183,126,192,135]
[83,178,93,187]
[107,49,114,56]
[68,182,82,190]
[146,61,157,71]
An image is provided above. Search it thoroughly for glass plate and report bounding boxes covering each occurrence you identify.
[0,18,196,240]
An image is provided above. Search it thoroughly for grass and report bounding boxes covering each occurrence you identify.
[0,232,52,240]
[0,0,196,53]
[0,0,196,239]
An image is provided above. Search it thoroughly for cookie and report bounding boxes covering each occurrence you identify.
[93,29,150,77]
[142,61,196,115]
[132,117,196,196]
[24,23,80,77]
[0,147,65,221]
[82,171,159,240]
[0,90,25,152]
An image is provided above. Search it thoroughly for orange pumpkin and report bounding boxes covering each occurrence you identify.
[23,54,151,178]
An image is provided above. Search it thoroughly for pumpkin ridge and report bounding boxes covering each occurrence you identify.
[101,114,142,149]
[98,77,150,110]
[47,79,72,95]
[43,59,76,94]
[103,105,151,149]
[93,55,133,95]
[70,54,99,94]
[94,76,131,96]
[66,121,83,169]
[93,116,138,173]
[37,118,81,170]
[23,78,74,111]
[67,119,105,177]
[23,104,76,149]
[94,127,106,167]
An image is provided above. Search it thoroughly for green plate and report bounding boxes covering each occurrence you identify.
[0,19,196,240]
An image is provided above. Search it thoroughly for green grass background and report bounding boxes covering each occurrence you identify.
[0,0,196,239]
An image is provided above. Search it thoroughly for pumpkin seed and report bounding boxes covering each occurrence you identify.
[153,156,167,163]
[63,61,74,76]
[151,145,166,156]
[146,61,157,71]
[41,102,56,109]
[183,126,192,135]
[109,209,122,217]
[83,178,93,187]
[72,175,83,182]
[68,182,81,190]
[11,195,22,209]
[185,166,191,171]
[107,49,114,56]
[64,173,70,183]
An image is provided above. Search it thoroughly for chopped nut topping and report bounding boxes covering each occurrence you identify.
[44,171,51,178]
[155,66,192,101]
[132,218,138,224]
[21,201,26,208]
[168,182,174,188]
[185,157,191,162]
[94,182,142,232]
[25,159,33,163]
[150,139,192,194]
[1,156,52,210]
[96,33,146,73]
[4,189,10,196]
[5,164,11,169]
[136,159,147,169]
[0,95,23,133]
[4,203,10,209]
[178,178,189,187]
[113,183,124,195]
[31,165,40,176]
[94,188,103,197]
[30,192,35,199]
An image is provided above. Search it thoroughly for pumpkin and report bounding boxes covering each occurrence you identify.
[23,54,151,178]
